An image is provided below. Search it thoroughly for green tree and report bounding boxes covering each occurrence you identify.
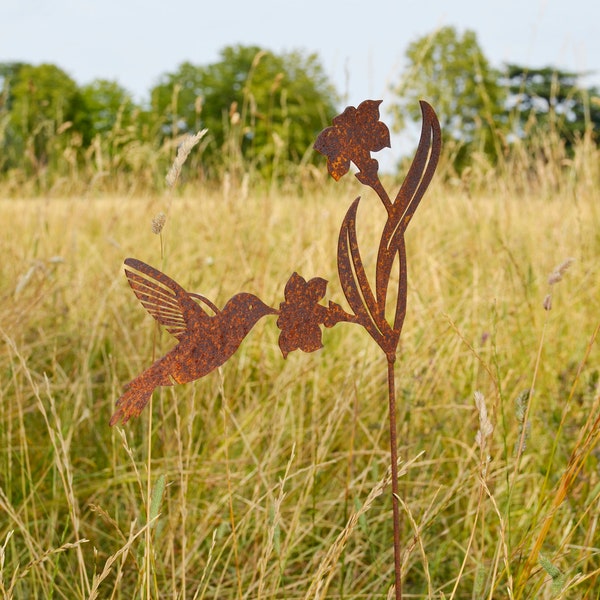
[0,62,28,108]
[79,79,137,138]
[2,63,85,173]
[391,26,506,171]
[150,45,338,178]
[78,78,162,184]
[503,64,600,146]
[1,62,30,171]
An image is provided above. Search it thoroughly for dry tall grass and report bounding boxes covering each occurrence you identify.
[0,134,599,598]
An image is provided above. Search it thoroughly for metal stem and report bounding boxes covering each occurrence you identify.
[387,356,402,600]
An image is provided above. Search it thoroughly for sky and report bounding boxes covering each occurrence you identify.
[2,0,599,158]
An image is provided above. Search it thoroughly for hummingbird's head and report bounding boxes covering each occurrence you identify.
[224,293,278,336]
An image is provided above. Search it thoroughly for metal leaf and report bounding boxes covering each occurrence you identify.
[337,198,396,356]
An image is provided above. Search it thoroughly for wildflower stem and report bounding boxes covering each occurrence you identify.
[387,356,402,600]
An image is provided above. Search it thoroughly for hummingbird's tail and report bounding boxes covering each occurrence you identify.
[109,363,172,426]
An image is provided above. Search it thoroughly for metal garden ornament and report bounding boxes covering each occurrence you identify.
[112,99,441,599]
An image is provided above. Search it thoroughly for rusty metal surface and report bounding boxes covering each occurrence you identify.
[111,100,440,427]
[110,258,277,425]
[316,100,442,360]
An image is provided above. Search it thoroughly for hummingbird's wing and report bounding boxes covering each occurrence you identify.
[123,258,210,340]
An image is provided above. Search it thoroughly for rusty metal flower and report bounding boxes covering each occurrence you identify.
[277,272,353,358]
[313,99,391,182]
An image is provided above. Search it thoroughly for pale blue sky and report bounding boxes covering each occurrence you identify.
[2,0,599,157]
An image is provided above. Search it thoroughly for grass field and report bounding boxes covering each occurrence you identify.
[1,142,599,599]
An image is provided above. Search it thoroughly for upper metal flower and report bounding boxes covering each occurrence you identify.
[313,99,391,182]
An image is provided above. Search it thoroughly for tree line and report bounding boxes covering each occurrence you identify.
[1,28,598,192]
[0,45,338,191]
[394,27,600,172]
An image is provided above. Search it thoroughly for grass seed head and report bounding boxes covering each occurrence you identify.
[474,391,493,450]
[165,129,208,188]
[547,257,575,286]
[151,212,166,235]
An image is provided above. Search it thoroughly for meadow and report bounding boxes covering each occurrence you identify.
[1,132,599,599]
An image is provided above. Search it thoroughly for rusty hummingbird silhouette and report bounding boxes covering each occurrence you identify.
[110,258,277,426]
